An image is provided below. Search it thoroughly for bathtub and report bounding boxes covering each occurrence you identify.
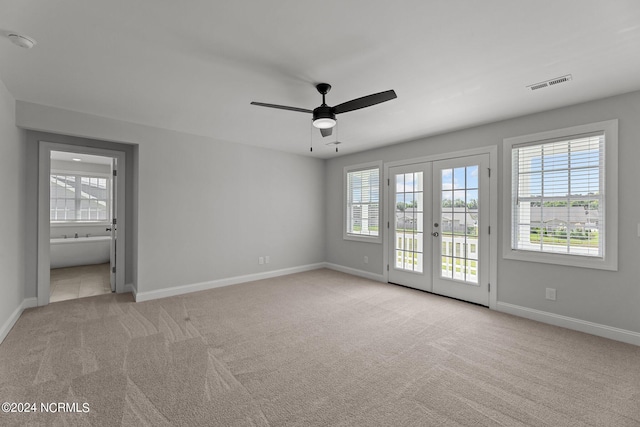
[50,235,111,269]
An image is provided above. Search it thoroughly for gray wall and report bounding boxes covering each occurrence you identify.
[134,133,325,292]
[0,78,26,332]
[326,90,640,334]
[17,102,325,296]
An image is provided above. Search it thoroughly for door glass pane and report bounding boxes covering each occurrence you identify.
[454,168,466,189]
[441,256,453,278]
[439,165,480,284]
[441,169,453,189]
[395,172,424,273]
[466,165,479,189]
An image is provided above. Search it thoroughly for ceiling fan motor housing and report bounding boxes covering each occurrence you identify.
[312,105,336,123]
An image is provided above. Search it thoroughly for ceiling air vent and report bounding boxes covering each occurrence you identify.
[527,74,572,91]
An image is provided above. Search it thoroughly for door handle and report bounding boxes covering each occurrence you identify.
[106,227,112,232]
[431,232,439,237]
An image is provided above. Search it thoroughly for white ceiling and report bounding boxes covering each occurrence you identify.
[2,0,640,158]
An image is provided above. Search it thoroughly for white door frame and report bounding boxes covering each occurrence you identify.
[38,141,126,306]
[383,145,498,309]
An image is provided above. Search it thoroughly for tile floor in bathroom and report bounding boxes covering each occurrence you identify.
[50,263,112,303]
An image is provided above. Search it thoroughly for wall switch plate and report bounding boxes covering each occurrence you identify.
[364,256,368,264]
[545,288,556,301]
[259,257,264,265]
[265,256,270,264]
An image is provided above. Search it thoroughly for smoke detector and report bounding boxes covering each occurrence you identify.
[8,34,37,49]
[527,74,572,91]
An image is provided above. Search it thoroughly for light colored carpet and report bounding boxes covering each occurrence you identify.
[1,269,638,426]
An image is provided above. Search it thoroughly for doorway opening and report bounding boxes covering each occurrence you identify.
[38,142,126,306]
[49,151,115,302]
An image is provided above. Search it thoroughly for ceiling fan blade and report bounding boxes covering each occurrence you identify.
[250,102,313,114]
[333,90,397,114]
[320,127,333,137]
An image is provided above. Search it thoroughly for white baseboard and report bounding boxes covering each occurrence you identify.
[324,263,385,283]
[123,282,135,298]
[23,297,38,309]
[134,263,326,302]
[496,301,640,346]
[0,298,38,344]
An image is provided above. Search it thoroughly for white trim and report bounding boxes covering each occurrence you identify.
[324,262,386,282]
[488,146,498,310]
[343,160,383,244]
[0,298,38,344]
[124,282,135,295]
[502,120,618,271]
[496,302,640,346]
[385,145,498,168]
[134,263,326,302]
[23,297,39,309]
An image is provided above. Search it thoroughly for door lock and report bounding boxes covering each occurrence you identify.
[431,232,439,237]
[434,223,439,228]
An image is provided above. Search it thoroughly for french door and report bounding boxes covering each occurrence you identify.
[388,154,490,306]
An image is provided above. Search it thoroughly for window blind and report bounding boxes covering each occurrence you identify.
[347,167,380,237]
[511,132,604,257]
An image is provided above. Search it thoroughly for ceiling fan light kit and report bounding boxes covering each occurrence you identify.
[251,82,397,146]
[312,117,336,129]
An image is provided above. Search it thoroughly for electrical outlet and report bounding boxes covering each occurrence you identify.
[259,257,264,265]
[265,256,270,264]
[364,256,368,264]
[545,288,556,301]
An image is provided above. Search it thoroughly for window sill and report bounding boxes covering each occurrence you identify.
[343,233,382,244]
[503,249,617,271]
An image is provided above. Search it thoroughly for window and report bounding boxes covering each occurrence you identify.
[344,162,382,242]
[50,173,110,222]
[503,120,617,270]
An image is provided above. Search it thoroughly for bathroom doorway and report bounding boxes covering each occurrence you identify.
[49,151,114,302]
[38,142,126,306]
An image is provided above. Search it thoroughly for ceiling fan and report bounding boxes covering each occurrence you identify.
[251,83,397,137]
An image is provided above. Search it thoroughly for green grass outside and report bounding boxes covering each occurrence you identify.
[351,225,379,232]
[529,234,599,247]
